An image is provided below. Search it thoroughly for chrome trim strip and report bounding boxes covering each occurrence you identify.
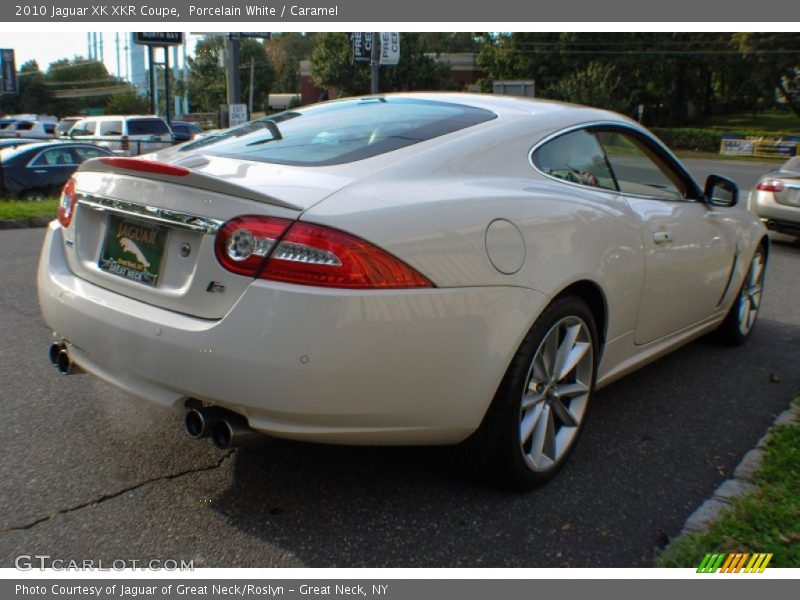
[77,194,224,234]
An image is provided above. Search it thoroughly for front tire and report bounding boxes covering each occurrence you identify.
[716,246,766,346]
[464,295,598,490]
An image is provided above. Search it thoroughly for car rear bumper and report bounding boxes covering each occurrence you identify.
[749,189,800,233]
[38,222,547,445]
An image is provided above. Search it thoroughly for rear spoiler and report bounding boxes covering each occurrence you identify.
[78,156,303,211]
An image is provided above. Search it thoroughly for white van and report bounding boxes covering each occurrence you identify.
[68,115,173,156]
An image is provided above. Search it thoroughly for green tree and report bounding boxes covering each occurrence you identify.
[105,91,150,115]
[5,60,56,115]
[734,33,800,117]
[310,32,369,97]
[240,38,275,112]
[185,37,227,113]
[267,32,316,93]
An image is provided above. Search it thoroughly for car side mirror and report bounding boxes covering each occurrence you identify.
[704,174,738,207]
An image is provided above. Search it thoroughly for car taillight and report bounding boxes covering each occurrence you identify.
[121,135,129,151]
[757,179,785,193]
[215,218,434,289]
[214,216,294,276]
[261,222,433,289]
[57,179,77,228]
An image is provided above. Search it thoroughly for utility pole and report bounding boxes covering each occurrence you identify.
[225,33,241,105]
[164,47,171,125]
[370,32,380,95]
[248,56,255,117]
[148,45,156,114]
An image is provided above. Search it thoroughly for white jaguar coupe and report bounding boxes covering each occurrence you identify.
[38,93,767,488]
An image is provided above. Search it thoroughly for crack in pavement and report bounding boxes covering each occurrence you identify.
[3,450,236,533]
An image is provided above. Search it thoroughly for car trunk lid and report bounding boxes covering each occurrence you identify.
[61,155,355,319]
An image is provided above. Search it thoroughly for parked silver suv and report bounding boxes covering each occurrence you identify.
[67,115,173,156]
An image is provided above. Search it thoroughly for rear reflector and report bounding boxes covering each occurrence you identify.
[756,179,785,193]
[260,222,433,289]
[57,179,77,228]
[98,157,190,177]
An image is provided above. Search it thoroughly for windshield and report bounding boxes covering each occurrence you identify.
[180,98,496,166]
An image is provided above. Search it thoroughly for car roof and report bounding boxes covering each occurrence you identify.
[331,92,631,124]
[78,115,165,121]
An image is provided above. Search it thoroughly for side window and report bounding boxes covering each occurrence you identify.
[71,121,96,136]
[595,130,687,200]
[533,129,617,191]
[31,148,76,166]
[72,146,109,162]
[98,121,123,136]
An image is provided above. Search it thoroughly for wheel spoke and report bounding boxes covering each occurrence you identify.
[528,404,551,463]
[554,381,589,398]
[557,341,590,381]
[520,403,544,445]
[521,387,544,410]
[541,328,558,380]
[553,324,581,381]
[550,397,579,427]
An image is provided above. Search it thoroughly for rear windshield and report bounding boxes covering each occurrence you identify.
[128,118,170,135]
[181,98,496,166]
[0,120,14,130]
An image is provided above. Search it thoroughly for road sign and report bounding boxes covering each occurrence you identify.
[0,49,17,94]
[228,104,249,127]
[351,32,375,64]
[380,33,400,66]
[134,32,184,46]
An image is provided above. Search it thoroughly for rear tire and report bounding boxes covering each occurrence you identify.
[460,295,598,490]
[715,246,766,346]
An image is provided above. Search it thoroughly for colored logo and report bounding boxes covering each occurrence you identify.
[697,552,772,573]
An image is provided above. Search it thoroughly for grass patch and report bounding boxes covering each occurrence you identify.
[709,111,800,134]
[658,398,800,568]
[0,198,58,221]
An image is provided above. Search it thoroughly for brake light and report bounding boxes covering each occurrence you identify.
[57,179,77,228]
[214,216,293,276]
[98,157,190,177]
[260,222,433,289]
[757,179,785,193]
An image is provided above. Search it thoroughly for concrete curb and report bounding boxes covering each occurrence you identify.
[678,401,800,535]
[0,218,51,230]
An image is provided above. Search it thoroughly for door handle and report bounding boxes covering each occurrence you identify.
[34,169,47,174]
[653,231,672,244]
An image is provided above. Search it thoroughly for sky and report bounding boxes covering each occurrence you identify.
[2,32,202,78]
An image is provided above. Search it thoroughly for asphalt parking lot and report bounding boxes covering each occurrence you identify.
[0,158,798,568]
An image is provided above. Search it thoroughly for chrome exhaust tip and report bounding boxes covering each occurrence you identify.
[56,349,78,375]
[211,415,260,449]
[49,342,64,366]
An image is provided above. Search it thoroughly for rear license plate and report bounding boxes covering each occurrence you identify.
[98,215,168,286]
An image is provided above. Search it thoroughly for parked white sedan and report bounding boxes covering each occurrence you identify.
[38,94,767,488]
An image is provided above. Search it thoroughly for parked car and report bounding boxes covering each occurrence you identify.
[38,94,767,488]
[748,156,800,240]
[67,115,173,155]
[56,116,83,138]
[169,120,204,142]
[0,141,114,199]
[0,118,56,139]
